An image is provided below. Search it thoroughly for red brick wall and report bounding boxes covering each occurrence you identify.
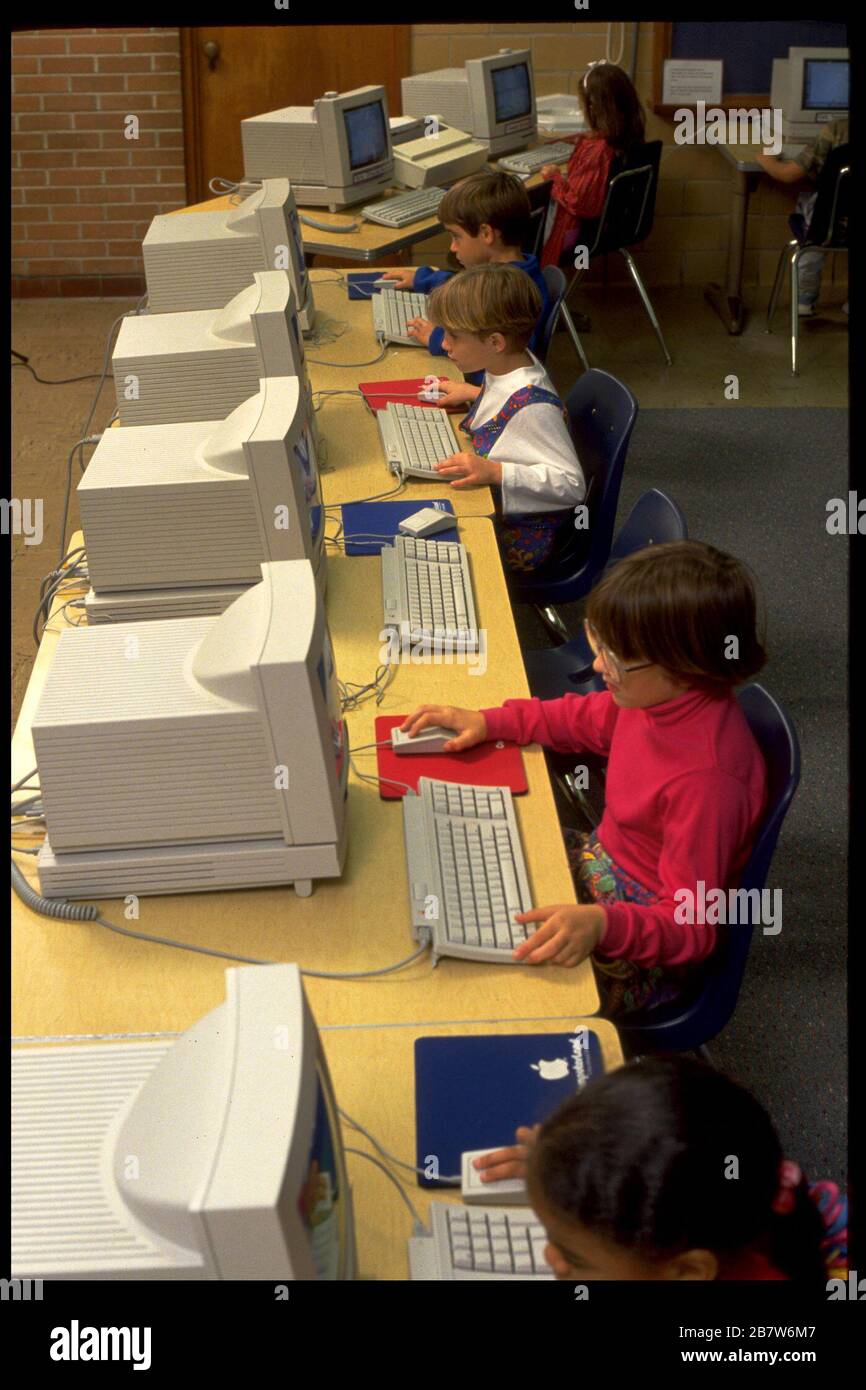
[12,28,186,297]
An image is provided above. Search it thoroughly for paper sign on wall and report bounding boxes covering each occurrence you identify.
[663,59,724,106]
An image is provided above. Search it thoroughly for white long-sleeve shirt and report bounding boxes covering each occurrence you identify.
[466,353,586,516]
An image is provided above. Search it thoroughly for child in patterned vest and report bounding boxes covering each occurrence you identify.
[425,263,586,573]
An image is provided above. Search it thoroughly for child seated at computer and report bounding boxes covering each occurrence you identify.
[380,170,550,370]
[755,118,849,316]
[421,263,585,573]
[474,1056,848,1284]
[400,540,768,1011]
[537,61,645,270]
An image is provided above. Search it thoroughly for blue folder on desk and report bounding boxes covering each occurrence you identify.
[340,500,457,555]
[414,1028,604,1188]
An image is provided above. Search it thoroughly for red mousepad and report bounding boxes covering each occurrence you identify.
[358,378,456,412]
[373,715,527,799]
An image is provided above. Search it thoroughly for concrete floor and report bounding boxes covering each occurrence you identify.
[11,282,849,727]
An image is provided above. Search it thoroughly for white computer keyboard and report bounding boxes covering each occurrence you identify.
[361,186,446,228]
[381,537,478,654]
[376,400,459,478]
[372,289,430,345]
[409,1202,554,1280]
[499,140,574,175]
[402,776,532,964]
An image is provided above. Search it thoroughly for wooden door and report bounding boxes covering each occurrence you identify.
[181,25,412,205]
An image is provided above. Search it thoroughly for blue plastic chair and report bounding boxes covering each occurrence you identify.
[534,265,568,367]
[506,368,638,636]
[617,683,802,1054]
[521,489,688,701]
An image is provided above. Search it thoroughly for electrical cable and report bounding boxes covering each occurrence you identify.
[11,355,109,386]
[340,1107,460,1184]
[305,340,388,369]
[343,1148,427,1231]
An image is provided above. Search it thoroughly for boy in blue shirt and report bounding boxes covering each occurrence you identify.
[381,170,550,379]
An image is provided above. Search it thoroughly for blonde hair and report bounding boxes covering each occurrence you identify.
[427,263,542,347]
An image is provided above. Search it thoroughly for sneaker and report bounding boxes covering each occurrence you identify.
[797,302,816,317]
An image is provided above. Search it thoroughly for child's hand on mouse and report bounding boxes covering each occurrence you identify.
[473,1125,540,1183]
[400,704,487,752]
[406,316,435,345]
[421,378,481,410]
[380,267,416,289]
[436,451,502,488]
[513,903,607,967]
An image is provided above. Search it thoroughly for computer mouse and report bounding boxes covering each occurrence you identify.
[460,1150,529,1206]
[391,725,459,755]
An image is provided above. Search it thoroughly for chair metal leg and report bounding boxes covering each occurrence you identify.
[534,603,571,644]
[620,249,672,366]
[790,247,801,376]
[559,304,590,371]
[766,239,797,331]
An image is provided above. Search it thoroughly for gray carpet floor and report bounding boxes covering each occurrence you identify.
[512,407,848,1187]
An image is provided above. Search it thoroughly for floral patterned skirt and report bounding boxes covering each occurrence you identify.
[563,827,700,1020]
[497,511,573,573]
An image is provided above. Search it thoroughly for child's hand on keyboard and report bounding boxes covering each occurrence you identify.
[400,704,487,751]
[426,379,482,411]
[472,1125,541,1183]
[406,316,435,345]
[436,451,502,488]
[380,268,416,290]
[512,903,607,967]
[539,163,563,182]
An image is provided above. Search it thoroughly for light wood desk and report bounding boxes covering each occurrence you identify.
[12,517,599,1040]
[177,191,443,264]
[306,269,493,518]
[314,1016,624,1279]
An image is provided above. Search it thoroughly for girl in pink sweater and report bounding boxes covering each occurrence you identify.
[400,541,769,1018]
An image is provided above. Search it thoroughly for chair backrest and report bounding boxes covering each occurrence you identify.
[806,144,850,249]
[563,367,638,579]
[588,140,663,257]
[607,487,688,565]
[619,683,801,1052]
[535,265,568,366]
[526,183,551,260]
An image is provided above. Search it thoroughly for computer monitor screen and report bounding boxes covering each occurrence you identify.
[344,101,388,169]
[802,58,849,110]
[491,63,532,123]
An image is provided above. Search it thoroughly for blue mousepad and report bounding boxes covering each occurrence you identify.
[340,499,457,555]
[347,272,390,300]
[414,1028,603,1188]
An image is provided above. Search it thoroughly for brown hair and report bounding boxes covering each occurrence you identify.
[427,263,541,349]
[438,170,531,248]
[578,62,645,153]
[585,540,767,689]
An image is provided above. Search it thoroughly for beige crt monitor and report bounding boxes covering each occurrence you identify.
[242,85,393,210]
[401,49,536,158]
[12,966,357,1280]
[113,271,307,426]
[143,180,316,333]
[80,376,327,624]
[33,560,349,899]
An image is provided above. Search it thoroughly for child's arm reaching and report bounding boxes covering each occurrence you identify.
[754,151,806,184]
[401,692,618,759]
[481,691,619,758]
